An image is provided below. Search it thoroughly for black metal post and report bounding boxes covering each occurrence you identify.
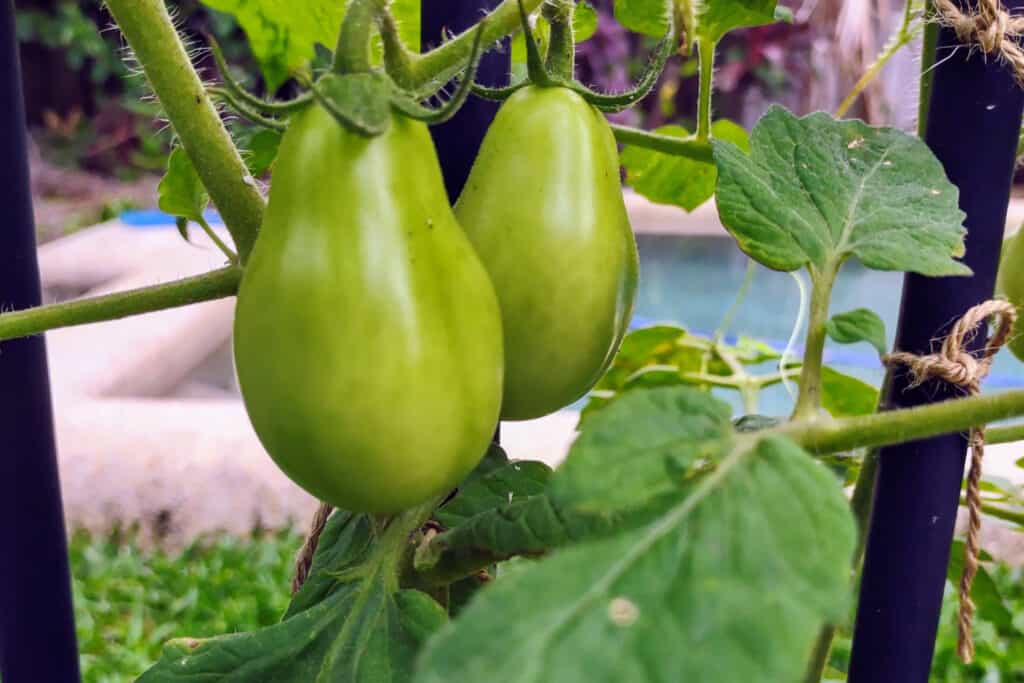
[422,0,509,201]
[848,7,1024,681]
[0,1,80,681]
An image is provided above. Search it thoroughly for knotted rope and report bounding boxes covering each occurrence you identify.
[883,299,1017,663]
[935,0,1024,81]
[291,501,334,594]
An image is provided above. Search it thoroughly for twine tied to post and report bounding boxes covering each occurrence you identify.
[883,299,1017,663]
[934,0,1024,81]
[291,501,335,594]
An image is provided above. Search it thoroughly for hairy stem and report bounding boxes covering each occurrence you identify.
[104,0,263,262]
[778,388,1024,454]
[0,267,242,342]
[398,0,546,91]
[609,124,713,161]
[696,40,715,140]
[335,0,378,74]
[792,265,837,420]
[543,0,575,81]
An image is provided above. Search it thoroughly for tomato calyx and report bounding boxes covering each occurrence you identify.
[471,0,677,114]
[206,14,488,138]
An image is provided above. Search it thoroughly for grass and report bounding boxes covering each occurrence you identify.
[62,527,1024,682]
[70,527,301,682]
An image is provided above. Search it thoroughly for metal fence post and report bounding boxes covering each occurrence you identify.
[848,3,1024,680]
[0,1,81,681]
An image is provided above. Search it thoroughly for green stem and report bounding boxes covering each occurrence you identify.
[979,503,1024,527]
[104,0,263,262]
[334,0,379,74]
[381,499,441,592]
[543,0,575,81]
[835,2,922,119]
[792,265,837,420]
[986,422,1024,444]
[714,259,756,343]
[609,124,713,162]
[778,388,1024,455]
[751,368,803,388]
[398,0,546,91]
[696,40,715,140]
[0,267,242,342]
[918,2,939,136]
[208,87,287,131]
[196,216,238,263]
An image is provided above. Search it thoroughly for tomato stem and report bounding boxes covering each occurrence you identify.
[334,0,378,74]
[609,124,712,161]
[395,0,547,92]
[543,0,576,81]
[791,263,838,420]
[695,39,715,141]
[0,267,242,342]
[104,0,264,262]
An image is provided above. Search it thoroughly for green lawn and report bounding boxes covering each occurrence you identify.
[70,528,300,682]
[65,528,1024,682]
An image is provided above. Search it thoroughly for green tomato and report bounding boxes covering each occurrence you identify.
[455,86,638,421]
[997,228,1024,361]
[234,104,504,514]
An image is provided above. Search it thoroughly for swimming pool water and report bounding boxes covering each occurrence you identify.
[632,234,1024,417]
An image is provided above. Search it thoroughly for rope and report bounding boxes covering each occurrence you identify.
[883,299,1017,663]
[291,501,334,594]
[935,0,1024,81]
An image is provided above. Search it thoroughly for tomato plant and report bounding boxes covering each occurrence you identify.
[3,0,1024,681]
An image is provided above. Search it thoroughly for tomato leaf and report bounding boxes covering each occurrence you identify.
[415,416,855,683]
[697,0,780,44]
[613,0,669,37]
[436,460,552,529]
[158,147,208,225]
[284,511,374,618]
[947,540,1017,636]
[242,128,282,176]
[550,387,734,516]
[200,0,420,91]
[139,581,445,682]
[424,494,603,564]
[821,366,879,418]
[713,106,970,278]
[622,119,748,212]
[826,308,888,357]
[139,509,446,682]
[574,1,598,42]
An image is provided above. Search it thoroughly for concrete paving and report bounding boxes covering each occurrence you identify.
[27,192,1024,557]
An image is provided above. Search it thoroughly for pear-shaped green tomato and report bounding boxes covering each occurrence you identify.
[455,86,638,421]
[234,104,504,514]
[997,229,1024,361]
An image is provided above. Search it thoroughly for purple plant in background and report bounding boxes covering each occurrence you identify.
[574,1,640,124]
[573,0,813,130]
